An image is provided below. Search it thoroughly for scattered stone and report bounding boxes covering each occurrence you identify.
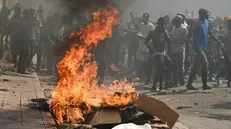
[0,88,9,92]
[172,90,176,93]
[194,103,198,105]
[177,105,192,109]
[17,84,20,86]
[3,79,10,82]
[47,83,54,85]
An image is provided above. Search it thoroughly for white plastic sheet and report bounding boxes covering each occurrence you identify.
[112,123,152,129]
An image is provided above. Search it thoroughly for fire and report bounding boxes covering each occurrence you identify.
[50,5,138,125]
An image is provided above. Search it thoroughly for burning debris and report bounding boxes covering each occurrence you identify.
[50,5,138,125]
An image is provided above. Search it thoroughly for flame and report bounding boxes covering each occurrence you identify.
[50,5,138,125]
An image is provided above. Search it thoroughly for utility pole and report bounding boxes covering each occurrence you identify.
[0,0,6,58]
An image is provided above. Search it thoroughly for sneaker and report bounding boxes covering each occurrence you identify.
[160,89,167,94]
[203,85,212,90]
[20,71,29,74]
[151,87,159,92]
[216,79,222,85]
[186,85,198,90]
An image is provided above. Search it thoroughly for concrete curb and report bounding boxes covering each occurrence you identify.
[34,73,56,129]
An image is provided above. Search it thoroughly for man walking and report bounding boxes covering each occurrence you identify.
[186,8,223,90]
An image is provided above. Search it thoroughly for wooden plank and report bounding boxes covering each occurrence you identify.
[0,92,21,129]
[21,89,45,129]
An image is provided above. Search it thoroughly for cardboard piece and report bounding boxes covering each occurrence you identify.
[89,109,121,126]
[135,95,179,128]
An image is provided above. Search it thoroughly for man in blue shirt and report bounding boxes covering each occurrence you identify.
[186,8,223,90]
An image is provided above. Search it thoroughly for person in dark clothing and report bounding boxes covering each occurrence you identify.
[28,8,38,70]
[7,6,22,68]
[126,22,139,69]
[94,40,108,85]
[17,9,31,74]
[144,17,171,91]
[0,3,18,36]
[36,25,43,71]
[216,35,226,85]
[186,8,223,90]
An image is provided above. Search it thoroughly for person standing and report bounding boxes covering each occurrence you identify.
[224,16,231,87]
[17,9,31,74]
[28,8,38,70]
[186,8,223,90]
[126,21,139,69]
[170,15,188,86]
[7,6,22,68]
[136,13,155,79]
[144,17,171,91]
[43,15,57,74]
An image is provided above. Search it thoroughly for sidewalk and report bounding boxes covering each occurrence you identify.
[0,72,55,129]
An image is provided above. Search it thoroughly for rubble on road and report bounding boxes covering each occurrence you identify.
[0,59,14,72]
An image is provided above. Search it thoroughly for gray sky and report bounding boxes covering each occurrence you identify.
[122,0,231,21]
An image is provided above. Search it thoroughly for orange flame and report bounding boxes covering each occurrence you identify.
[50,5,138,125]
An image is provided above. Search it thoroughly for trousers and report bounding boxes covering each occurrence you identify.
[187,49,208,86]
[171,52,185,85]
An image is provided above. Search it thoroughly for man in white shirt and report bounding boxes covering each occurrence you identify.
[135,13,155,78]
[170,15,188,86]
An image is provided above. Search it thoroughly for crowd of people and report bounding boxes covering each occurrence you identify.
[124,9,231,91]
[1,3,231,92]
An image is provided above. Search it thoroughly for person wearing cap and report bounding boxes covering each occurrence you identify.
[144,17,171,91]
[224,16,231,87]
[170,15,188,86]
[186,8,223,90]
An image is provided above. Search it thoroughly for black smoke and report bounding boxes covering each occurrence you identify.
[59,0,135,12]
